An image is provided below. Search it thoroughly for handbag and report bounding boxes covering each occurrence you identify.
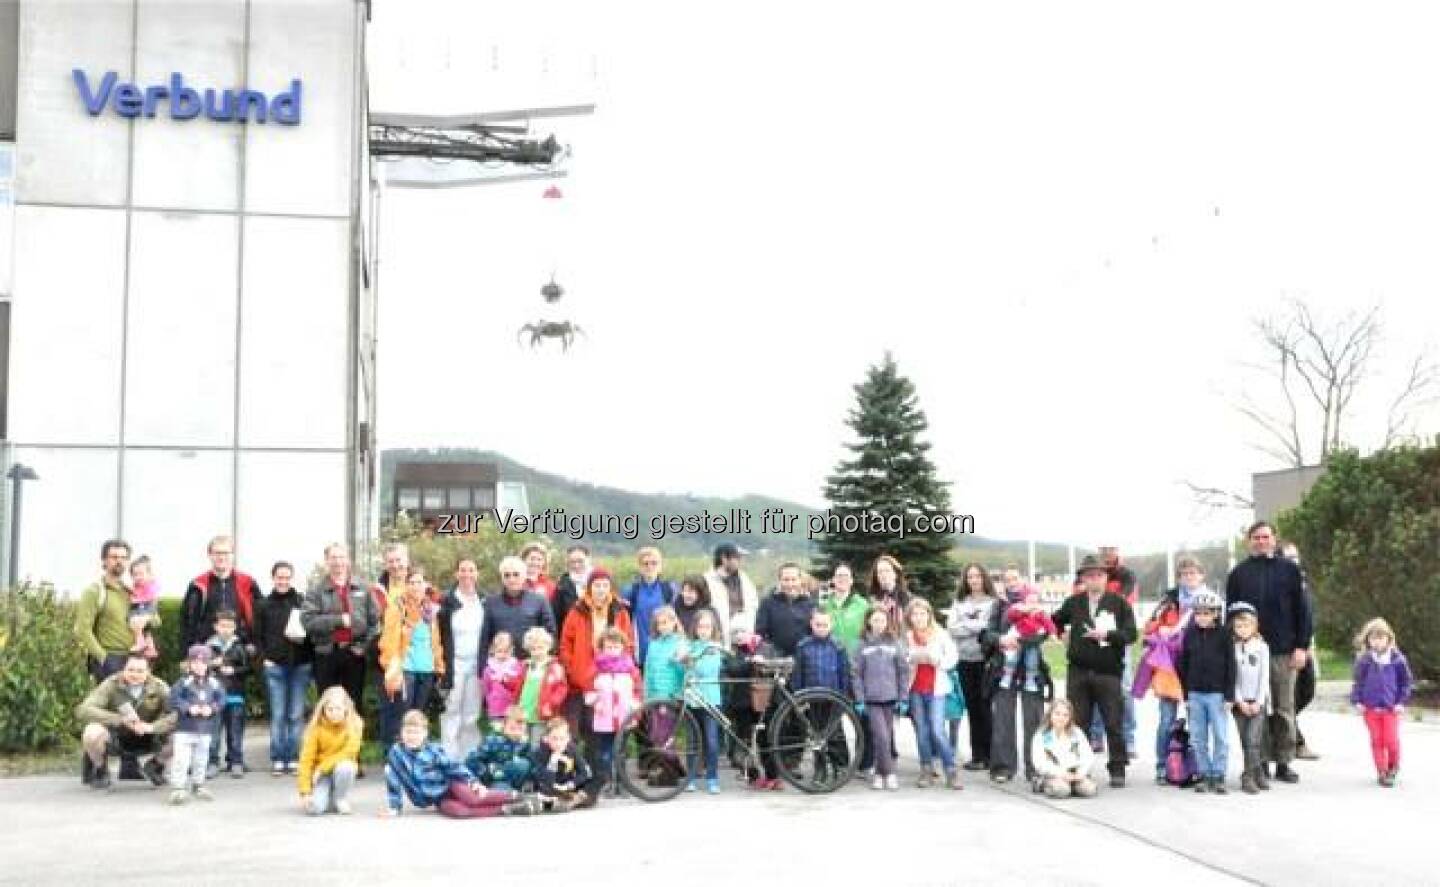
[284,607,307,642]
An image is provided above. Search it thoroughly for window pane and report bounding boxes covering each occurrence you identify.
[449,487,471,509]
[236,451,345,590]
[397,487,420,510]
[422,488,444,509]
[473,487,495,509]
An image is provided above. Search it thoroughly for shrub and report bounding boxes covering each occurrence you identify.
[1279,444,1440,681]
[0,584,91,752]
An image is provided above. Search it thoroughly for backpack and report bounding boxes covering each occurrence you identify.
[1164,717,1202,787]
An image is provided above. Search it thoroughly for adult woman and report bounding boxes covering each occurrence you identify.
[378,567,445,743]
[521,543,557,604]
[867,555,912,630]
[254,561,314,776]
[559,568,636,774]
[438,557,485,758]
[946,563,1004,771]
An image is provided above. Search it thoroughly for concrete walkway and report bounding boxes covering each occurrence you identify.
[0,704,1430,887]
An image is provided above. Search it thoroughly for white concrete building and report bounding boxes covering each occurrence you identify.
[0,0,378,593]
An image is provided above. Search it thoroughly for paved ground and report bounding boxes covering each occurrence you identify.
[0,701,1432,887]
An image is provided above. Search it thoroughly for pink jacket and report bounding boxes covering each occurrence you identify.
[585,652,641,734]
[481,656,523,719]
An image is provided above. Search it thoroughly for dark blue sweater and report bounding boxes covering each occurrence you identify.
[1224,556,1312,656]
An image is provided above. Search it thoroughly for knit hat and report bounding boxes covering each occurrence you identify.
[186,644,212,664]
[585,568,614,591]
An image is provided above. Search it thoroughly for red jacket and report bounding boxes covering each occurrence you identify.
[182,572,257,648]
[559,593,635,693]
[528,656,570,721]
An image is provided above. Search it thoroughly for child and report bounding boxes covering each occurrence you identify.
[383,710,527,818]
[674,575,719,639]
[1229,602,1271,794]
[128,555,160,660]
[642,606,688,786]
[1031,698,1097,798]
[793,610,854,782]
[1350,618,1413,787]
[481,632,524,731]
[297,686,363,815]
[532,718,600,811]
[1176,590,1235,794]
[167,645,225,804]
[519,627,569,746]
[379,567,445,744]
[1136,575,1189,784]
[944,665,967,760]
[466,706,536,791]
[679,610,726,794]
[584,628,642,783]
[1003,587,1057,686]
[853,607,909,791]
[206,610,251,778]
[904,599,962,790]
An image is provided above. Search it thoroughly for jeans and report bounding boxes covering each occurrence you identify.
[403,671,436,718]
[1188,692,1229,779]
[909,691,955,772]
[594,731,616,780]
[170,732,211,790]
[307,761,357,815]
[264,662,312,765]
[1154,698,1179,775]
[688,707,720,781]
[1090,650,1136,751]
[210,701,245,767]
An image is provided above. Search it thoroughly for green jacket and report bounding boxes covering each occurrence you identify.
[824,591,870,657]
[75,674,178,735]
[74,579,136,662]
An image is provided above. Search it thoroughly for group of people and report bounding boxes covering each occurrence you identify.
[71,523,1414,818]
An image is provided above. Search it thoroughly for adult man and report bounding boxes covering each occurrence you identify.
[551,545,589,630]
[479,556,556,661]
[1226,522,1312,784]
[1077,545,1139,757]
[1053,555,1137,787]
[180,535,258,649]
[302,543,380,718]
[75,539,137,683]
[370,543,411,749]
[753,563,816,658]
[704,543,759,645]
[622,547,678,665]
[75,653,175,790]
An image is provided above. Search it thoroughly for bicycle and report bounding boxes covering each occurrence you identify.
[613,647,865,802]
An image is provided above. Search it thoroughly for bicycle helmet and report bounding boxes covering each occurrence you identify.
[1191,589,1223,612]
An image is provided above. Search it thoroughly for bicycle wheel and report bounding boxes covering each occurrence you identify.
[616,700,699,802]
[769,689,864,793]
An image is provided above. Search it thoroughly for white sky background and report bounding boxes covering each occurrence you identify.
[368,2,1440,552]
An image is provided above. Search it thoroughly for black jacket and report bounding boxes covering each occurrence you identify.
[551,575,581,633]
[754,591,817,657]
[479,589,556,662]
[206,635,251,695]
[253,588,314,668]
[1177,621,1236,701]
[1224,555,1312,655]
[438,587,486,689]
[181,571,258,649]
[1051,591,1137,677]
[532,740,598,797]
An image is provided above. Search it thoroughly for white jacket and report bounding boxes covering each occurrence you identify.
[905,627,959,697]
[704,567,758,645]
[1031,726,1096,779]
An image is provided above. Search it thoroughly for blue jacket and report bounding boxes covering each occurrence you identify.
[385,741,475,813]
[624,577,676,665]
[795,635,851,695]
[643,632,686,701]
[465,734,535,789]
[168,675,226,734]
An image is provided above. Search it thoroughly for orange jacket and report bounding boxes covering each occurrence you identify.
[379,593,446,693]
[559,592,635,693]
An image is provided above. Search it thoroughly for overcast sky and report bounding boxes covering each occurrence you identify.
[367,1,1440,552]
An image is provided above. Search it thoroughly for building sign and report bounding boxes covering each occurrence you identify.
[72,70,302,124]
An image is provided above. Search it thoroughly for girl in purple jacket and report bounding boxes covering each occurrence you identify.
[1350,618,1413,787]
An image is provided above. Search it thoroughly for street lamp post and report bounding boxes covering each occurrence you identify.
[6,463,37,590]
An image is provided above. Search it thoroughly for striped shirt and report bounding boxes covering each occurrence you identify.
[385,741,475,813]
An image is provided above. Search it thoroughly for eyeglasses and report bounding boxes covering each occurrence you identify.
[501,571,522,578]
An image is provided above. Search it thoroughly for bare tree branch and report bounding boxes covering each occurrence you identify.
[1182,480,1255,511]
[1383,353,1440,447]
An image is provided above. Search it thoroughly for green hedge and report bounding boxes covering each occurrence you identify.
[0,585,91,752]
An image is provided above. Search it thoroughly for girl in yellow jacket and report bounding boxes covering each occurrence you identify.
[297,686,363,815]
[379,567,446,740]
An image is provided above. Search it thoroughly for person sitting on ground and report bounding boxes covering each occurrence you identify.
[297,686,363,816]
[383,710,528,818]
[531,718,601,811]
[127,555,161,660]
[76,653,175,790]
[466,706,536,792]
[1031,698,1097,798]
[167,645,226,805]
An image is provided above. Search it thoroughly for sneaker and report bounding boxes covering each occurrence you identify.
[944,770,963,791]
[1273,764,1299,784]
[929,764,942,779]
[685,780,697,793]
[1241,772,1259,795]
[854,768,874,783]
[89,763,113,791]
[1154,770,1167,785]
[205,762,220,781]
[1294,743,1320,761]
[191,786,215,802]
[885,774,899,791]
[916,773,933,789]
[168,789,188,805]
[1211,777,1228,795]
[871,775,884,791]
[502,797,540,816]
[707,778,721,795]
[1194,779,1209,794]
[141,758,166,788]
[271,762,286,777]
[991,770,1011,784]
[335,800,353,815]
[962,760,988,772]
[1254,767,1271,791]
[229,764,245,780]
